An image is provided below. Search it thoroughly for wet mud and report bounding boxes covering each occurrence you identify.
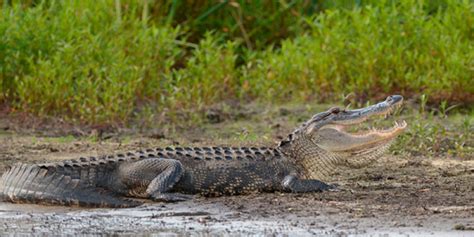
[0,134,473,236]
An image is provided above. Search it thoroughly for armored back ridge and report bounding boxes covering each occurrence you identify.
[0,95,406,207]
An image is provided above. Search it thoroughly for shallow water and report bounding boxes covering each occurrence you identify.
[1,199,473,236]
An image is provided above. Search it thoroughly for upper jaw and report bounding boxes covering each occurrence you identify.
[329,95,404,126]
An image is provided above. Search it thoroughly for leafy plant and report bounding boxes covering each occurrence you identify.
[0,0,472,125]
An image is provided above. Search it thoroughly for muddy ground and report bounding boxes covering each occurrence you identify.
[0,107,473,236]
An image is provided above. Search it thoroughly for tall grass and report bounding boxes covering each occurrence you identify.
[1,1,183,123]
[243,0,473,103]
[167,33,239,110]
[0,0,472,124]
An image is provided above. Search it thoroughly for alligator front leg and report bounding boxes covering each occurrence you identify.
[281,175,334,193]
[118,158,192,202]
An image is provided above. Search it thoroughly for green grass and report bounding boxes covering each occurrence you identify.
[43,135,76,144]
[392,110,473,159]
[1,1,182,123]
[243,1,473,103]
[0,0,472,124]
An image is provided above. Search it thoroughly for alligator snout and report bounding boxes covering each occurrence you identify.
[386,95,403,104]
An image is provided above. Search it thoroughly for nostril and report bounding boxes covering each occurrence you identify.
[388,95,403,103]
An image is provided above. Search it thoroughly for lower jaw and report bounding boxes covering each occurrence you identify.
[333,136,398,153]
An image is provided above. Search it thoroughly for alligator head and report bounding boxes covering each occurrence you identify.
[278,95,406,180]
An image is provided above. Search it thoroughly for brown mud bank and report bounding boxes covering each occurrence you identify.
[0,134,473,235]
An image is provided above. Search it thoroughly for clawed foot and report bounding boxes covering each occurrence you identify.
[327,184,354,193]
[151,193,194,202]
[326,183,343,192]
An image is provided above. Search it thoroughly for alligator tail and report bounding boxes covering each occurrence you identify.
[0,163,142,208]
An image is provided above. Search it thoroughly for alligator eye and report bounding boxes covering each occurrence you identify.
[330,107,340,114]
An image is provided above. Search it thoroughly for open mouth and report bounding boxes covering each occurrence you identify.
[317,96,407,152]
[332,109,406,137]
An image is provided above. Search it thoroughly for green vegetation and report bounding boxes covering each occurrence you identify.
[0,0,472,124]
[244,2,473,102]
[393,109,473,159]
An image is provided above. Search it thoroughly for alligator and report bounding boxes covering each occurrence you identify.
[0,95,406,208]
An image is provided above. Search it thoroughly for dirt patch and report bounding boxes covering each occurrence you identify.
[0,133,473,235]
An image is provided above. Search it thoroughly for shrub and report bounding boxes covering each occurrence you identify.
[1,1,182,122]
[0,0,472,124]
[167,33,239,110]
[242,0,473,103]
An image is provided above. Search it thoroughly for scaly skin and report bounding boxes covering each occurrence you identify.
[0,95,406,208]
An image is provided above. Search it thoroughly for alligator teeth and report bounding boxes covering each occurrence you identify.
[394,120,407,128]
[401,120,407,127]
